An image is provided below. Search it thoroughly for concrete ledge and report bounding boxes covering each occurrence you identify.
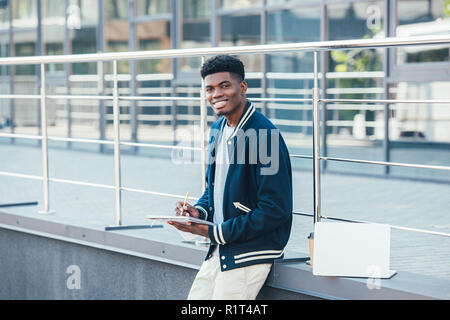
[1,210,449,300]
[0,211,206,270]
[268,261,450,300]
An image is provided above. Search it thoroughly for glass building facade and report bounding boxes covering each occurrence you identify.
[0,0,449,180]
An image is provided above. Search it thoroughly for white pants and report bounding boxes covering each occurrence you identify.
[187,256,272,300]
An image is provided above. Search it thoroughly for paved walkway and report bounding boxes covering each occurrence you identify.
[1,140,449,281]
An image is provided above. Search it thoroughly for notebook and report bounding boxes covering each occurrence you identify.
[147,215,214,226]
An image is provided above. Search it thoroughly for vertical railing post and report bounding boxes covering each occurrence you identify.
[129,0,138,153]
[98,61,106,153]
[112,60,123,226]
[200,56,207,193]
[383,0,392,177]
[320,4,329,172]
[36,0,43,148]
[98,0,106,153]
[8,0,15,144]
[64,0,72,149]
[383,78,391,176]
[38,63,54,214]
[105,59,160,231]
[312,51,321,224]
[199,55,211,244]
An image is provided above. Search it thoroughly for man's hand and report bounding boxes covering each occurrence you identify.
[169,202,210,238]
[168,220,210,238]
[174,201,201,218]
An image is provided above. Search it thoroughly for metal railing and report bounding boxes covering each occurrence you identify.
[2,71,388,136]
[0,34,450,237]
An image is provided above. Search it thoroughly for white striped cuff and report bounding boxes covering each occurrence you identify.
[213,224,226,245]
[195,205,208,221]
[234,250,284,264]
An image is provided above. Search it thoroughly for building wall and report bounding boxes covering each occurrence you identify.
[0,1,449,142]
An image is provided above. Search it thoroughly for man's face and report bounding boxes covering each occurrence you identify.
[204,72,247,117]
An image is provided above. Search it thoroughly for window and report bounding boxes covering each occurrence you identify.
[41,1,65,73]
[71,27,97,74]
[265,6,321,134]
[180,0,211,72]
[15,42,36,75]
[45,43,64,72]
[105,0,128,20]
[136,21,172,74]
[328,1,384,41]
[267,6,321,73]
[268,6,320,44]
[328,1,385,73]
[79,0,98,25]
[267,0,320,4]
[219,13,261,71]
[136,0,170,16]
[0,1,9,30]
[220,0,262,9]
[220,14,260,46]
[396,0,449,65]
[42,0,64,20]
[389,81,450,143]
[327,1,384,137]
[12,0,37,28]
[390,0,450,82]
[105,0,129,73]
[0,36,10,76]
[66,0,98,27]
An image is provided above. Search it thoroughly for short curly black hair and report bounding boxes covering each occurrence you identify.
[200,55,245,81]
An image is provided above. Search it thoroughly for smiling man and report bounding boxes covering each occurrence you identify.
[169,55,293,300]
[205,68,247,124]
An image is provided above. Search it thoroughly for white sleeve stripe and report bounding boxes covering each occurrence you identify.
[213,225,221,245]
[218,224,226,245]
[195,206,208,220]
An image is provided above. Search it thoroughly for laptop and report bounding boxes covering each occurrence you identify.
[312,222,396,278]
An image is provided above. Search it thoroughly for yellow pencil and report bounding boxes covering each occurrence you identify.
[181,191,189,216]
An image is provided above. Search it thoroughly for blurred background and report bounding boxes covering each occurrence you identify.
[0,0,449,185]
[0,0,449,283]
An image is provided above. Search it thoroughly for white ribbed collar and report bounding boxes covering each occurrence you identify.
[220,101,255,141]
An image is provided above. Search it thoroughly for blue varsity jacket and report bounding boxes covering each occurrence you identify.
[194,100,293,271]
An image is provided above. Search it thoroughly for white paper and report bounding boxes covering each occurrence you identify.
[147,215,213,242]
[147,215,214,226]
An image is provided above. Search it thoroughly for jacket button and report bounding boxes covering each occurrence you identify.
[209,207,213,211]
[221,256,225,260]
[222,264,227,269]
